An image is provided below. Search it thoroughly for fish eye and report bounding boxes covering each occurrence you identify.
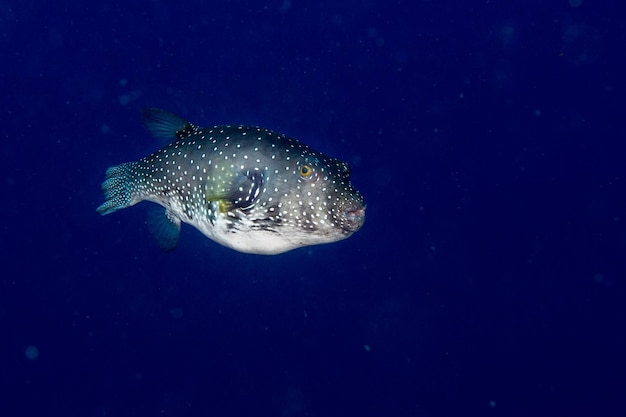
[299,164,313,178]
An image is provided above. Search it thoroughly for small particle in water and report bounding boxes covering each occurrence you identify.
[25,345,39,360]
[363,344,371,352]
[169,307,184,319]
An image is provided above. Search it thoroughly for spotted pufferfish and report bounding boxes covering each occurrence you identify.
[96,108,365,254]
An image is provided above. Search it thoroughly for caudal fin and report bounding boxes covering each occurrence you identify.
[96,162,139,216]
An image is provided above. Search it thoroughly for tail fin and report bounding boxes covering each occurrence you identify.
[96,162,139,216]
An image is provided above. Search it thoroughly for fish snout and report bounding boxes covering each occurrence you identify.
[342,202,366,233]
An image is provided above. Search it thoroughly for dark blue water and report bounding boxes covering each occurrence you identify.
[2,1,624,416]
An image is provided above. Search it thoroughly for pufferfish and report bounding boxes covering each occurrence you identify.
[96,108,365,254]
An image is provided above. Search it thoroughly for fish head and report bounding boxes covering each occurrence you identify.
[233,147,365,253]
[290,153,366,235]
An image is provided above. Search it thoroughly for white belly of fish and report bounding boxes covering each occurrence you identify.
[191,215,301,255]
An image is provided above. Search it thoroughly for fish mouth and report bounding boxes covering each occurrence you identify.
[342,204,366,233]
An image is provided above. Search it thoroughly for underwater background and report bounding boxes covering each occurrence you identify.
[1,0,624,416]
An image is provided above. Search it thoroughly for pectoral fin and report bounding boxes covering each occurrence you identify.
[207,170,264,213]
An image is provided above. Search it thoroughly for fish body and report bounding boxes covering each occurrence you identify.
[97,109,365,254]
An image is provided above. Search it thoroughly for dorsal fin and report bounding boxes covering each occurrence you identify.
[142,108,195,140]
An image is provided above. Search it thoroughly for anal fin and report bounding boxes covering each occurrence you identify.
[147,208,181,252]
